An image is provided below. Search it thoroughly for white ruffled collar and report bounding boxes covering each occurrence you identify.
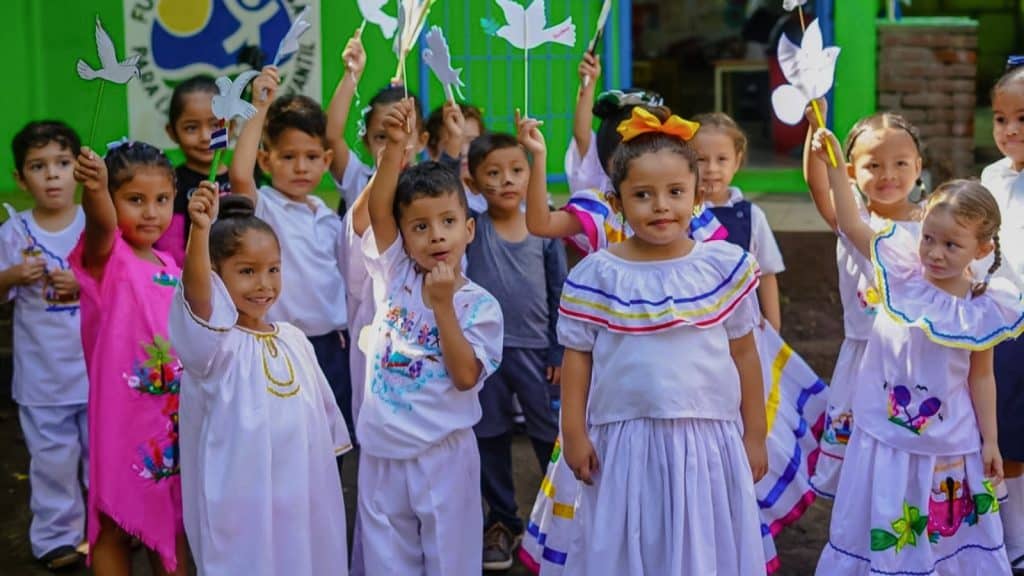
[871,224,1024,350]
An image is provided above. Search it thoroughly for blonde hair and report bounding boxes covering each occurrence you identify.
[693,112,747,163]
[924,179,1002,296]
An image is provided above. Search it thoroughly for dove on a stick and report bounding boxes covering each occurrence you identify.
[357,0,398,39]
[423,26,465,102]
[272,6,312,66]
[481,0,576,50]
[212,71,261,121]
[76,16,140,84]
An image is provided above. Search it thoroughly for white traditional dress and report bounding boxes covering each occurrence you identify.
[169,274,351,576]
[817,225,1022,575]
[555,243,766,575]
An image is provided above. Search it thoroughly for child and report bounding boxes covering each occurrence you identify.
[803,102,926,499]
[426,102,487,212]
[812,128,1020,574]
[325,31,430,214]
[169,189,351,575]
[523,106,767,574]
[983,59,1024,572]
[157,76,233,267]
[229,67,356,443]
[359,98,503,575]
[0,121,87,571]
[71,141,187,574]
[692,112,828,571]
[463,132,567,571]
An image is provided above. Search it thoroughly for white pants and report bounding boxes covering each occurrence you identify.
[19,404,88,558]
[357,428,481,576]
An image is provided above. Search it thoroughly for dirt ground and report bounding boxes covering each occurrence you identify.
[0,231,842,576]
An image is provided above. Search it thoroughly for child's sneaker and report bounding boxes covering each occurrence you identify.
[39,545,82,572]
[482,523,521,571]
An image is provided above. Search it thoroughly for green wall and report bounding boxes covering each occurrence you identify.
[2,0,629,193]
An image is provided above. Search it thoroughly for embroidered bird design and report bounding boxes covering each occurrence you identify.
[481,0,576,50]
[77,16,140,84]
[357,0,399,39]
[212,71,261,121]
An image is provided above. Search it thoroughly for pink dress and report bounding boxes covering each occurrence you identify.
[71,233,184,572]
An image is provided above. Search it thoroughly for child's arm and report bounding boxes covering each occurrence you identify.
[181,181,219,322]
[439,100,466,161]
[730,331,768,481]
[326,32,366,183]
[544,239,568,384]
[516,112,584,239]
[969,348,1004,483]
[758,275,781,331]
[561,348,598,484]
[367,98,414,253]
[73,147,117,275]
[424,261,481,391]
[812,129,873,258]
[229,66,280,201]
[573,53,601,159]
[803,98,839,232]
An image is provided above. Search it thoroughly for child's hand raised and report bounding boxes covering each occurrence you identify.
[579,52,601,90]
[73,147,108,195]
[515,109,546,157]
[343,30,367,78]
[382,98,415,146]
[441,101,466,149]
[810,128,843,166]
[804,98,829,130]
[253,66,280,109]
[423,261,458,310]
[188,181,220,231]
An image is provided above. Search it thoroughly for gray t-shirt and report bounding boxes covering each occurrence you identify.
[466,212,567,364]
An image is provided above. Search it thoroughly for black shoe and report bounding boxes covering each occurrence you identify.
[39,545,82,572]
[482,523,522,571]
[1012,553,1024,575]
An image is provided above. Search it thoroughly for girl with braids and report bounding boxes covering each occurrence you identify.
[72,141,188,574]
[812,125,1021,574]
[803,102,928,499]
[984,57,1024,573]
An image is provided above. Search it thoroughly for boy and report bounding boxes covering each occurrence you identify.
[0,121,88,571]
[464,132,567,570]
[359,98,503,575]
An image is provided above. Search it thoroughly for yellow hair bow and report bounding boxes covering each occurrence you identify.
[617,107,700,143]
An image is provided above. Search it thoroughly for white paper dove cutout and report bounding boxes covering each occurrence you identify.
[481,0,576,50]
[771,19,840,126]
[423,26,465,102]
[272,6,312,66]
[393,0,435,58]
[76,16,140,84]
[357,0,398,39]
[212,71,261,121]
[783,0,808,11]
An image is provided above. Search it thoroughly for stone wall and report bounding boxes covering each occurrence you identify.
[877,20,978,184]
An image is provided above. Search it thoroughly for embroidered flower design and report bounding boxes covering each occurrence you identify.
[871,501,928,553]
[823,411,852,446]
[124,336,182,395]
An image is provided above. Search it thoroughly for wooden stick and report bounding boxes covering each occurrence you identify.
[523,9,529,118]
[208,148,223,182]
[88,81,105,148]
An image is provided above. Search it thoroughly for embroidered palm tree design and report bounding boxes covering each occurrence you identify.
[124,336,182,395]
[871,501,928,553]
[886,383,942,434]
[152,271,179,287]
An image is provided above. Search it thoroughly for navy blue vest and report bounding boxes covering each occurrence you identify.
[709,201,753,252]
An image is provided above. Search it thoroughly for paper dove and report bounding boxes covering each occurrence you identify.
[481,0,576,49]
[76,16,140,84]
[771,19,840,125]
[357,0,398,39]
[783,0,808,11]
[423,26,465,102]
[212,71,261,121]
[393,0,435,57]
[272,6,312,66]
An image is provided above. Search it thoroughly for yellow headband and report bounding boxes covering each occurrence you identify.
[617,107,700,143]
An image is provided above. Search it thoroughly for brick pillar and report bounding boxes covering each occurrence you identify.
[877,21,978,184]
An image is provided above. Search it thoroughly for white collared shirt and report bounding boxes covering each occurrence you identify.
[981,158,1024,290]
[256,186,348,336]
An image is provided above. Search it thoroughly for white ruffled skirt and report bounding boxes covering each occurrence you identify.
[811,337,867,499]
[817,429,1010,575]
[560,418,765,576]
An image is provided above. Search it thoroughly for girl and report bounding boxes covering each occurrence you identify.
[325,31,430,214]
[984,59,1024,572]
[169,190,351,575]
[71,141,187,575]
[522,106,768,574]
[157,76,232,267]
[803,102,927,499]
[812,128,1021,574]
[692,111,828,570]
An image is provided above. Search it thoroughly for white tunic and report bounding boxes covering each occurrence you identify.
[169,274,351,576]
[981,158,1024,290]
